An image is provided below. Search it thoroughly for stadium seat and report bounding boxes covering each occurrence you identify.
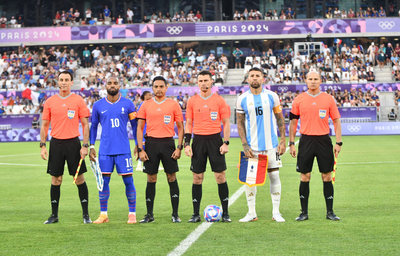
[293,59,301,70]
[270,56,277,65]
[245,57,253,64]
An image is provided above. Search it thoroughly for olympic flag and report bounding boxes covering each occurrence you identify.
[238,152,268,187]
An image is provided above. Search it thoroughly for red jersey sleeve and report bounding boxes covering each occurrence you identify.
[174,101,184,122]
[186,97,194,120]
[291,97,300,116]
[137,101,147,120]
[78,96,90,118]
[219,97,230,119]
[42,99,51,120]
[329,97,341,120]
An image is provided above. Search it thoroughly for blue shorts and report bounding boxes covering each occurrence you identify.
[98,153,133,175]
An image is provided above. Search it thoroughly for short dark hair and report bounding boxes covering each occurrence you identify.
[248,67,263,74]
[197,70,213,79]
[152,76,167,86]
[140,91,151,101]
[58,70,73,81]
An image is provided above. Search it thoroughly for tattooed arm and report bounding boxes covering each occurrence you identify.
[274,111,286,155]
[236,111,254,158]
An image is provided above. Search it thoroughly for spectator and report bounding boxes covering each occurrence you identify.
[89,17,96,25]
[104,5,111,22]
[388,109,397,121]
[74,9,80,23]
[85,8,92,24]
[127,8,134,23]
[117,15,124,24]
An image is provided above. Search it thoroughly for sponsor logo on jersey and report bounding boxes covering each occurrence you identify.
[67,110,75,119]
[210,111,218,121]
[319,109,327,119]
[164,115,171,124]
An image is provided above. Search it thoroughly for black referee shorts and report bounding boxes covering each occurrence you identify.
[296,134,334,174]
[47,137,87,177]
[143,137,179,175]
[191,133,227,173]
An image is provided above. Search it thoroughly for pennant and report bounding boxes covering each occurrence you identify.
[238,151,268,187]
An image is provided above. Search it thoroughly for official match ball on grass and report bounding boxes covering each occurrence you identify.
[203,205,222,222]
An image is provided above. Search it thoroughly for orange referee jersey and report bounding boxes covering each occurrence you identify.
[186,94,231,135]
[137,98,183,138]
[42,93,90,139]
[291,92,340,136]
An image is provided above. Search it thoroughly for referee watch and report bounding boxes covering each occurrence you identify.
[223,141,230,145]
[336,142,343,146]
[177,145,183,150]
[39,142,46,148]
[138,148,143,153]
[288,142,295,146]
[82,143,89,148]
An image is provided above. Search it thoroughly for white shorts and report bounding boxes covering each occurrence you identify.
[252,147,282,169]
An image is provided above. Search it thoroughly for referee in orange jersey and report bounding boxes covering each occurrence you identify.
[289,71,342,221]
[136,76,184,223]
[40,70,92,224]
[184,70,231,223]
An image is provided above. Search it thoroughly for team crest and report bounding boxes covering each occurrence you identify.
[319,110,327,119]
[121,107,125,114]
[67,110,75,119]
[164,115,171,124]
[210,112,218,121]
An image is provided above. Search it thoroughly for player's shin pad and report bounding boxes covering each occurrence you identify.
[90,158,104,191]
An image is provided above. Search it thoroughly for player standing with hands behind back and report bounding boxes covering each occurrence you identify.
[89,76,138,224]
[236,67,286,223]
[289,71,342,221]
[40,70,92,224]
[136,76,184,223]
[184,70,231,223]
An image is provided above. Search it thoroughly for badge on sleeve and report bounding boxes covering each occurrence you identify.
[164,115,171,124]
[68,110,75,119]
[319,109,327,119]
[210,111,218,121]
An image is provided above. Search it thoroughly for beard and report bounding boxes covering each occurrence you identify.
[107,88,119,96]
[250,81,261,89]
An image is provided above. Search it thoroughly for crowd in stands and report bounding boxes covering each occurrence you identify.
[241,41,400,85]
[0,4,398,28]
[275,87,382,110]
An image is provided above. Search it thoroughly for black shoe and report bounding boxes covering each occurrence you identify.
[188,214,201,223]
[221,213,231,223]
[83,214,92,224]
[295,212,309,221]
[172,214,181,223]
[326,211,340,221]
[140,214,155,223]
[44,214,59,224]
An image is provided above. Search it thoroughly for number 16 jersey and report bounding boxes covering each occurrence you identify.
[236,88,282,151]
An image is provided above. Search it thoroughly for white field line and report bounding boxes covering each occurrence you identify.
[0,162,46,167]
[167,141,298,256]
[0,153,38,158]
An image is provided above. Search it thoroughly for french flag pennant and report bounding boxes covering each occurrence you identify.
[238,151,268,187]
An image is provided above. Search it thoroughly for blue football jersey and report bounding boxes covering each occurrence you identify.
[90,96,137,155]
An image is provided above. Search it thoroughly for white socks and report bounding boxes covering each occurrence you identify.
[245,185,257,215]
[268,171,282,215]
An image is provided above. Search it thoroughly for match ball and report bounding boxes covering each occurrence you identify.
[203,205,222,222]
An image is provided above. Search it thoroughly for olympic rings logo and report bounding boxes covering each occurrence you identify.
[347,125,361,132]
[166,26,183,35]
[378,21,395,30]
[278,86,288,91]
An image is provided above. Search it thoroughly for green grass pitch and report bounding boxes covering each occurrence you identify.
[0,136,399,255]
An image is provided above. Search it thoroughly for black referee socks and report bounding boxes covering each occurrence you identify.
[192,184,202,215]
[77,182,89,216]
[323,181,334,213]
[168,180,179,215]
[146,182,156,215]
[50,184,60,216]
[299,181,310,214]
[218,182,229,215]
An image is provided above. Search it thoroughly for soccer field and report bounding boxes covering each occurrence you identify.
[0,136,399,255]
